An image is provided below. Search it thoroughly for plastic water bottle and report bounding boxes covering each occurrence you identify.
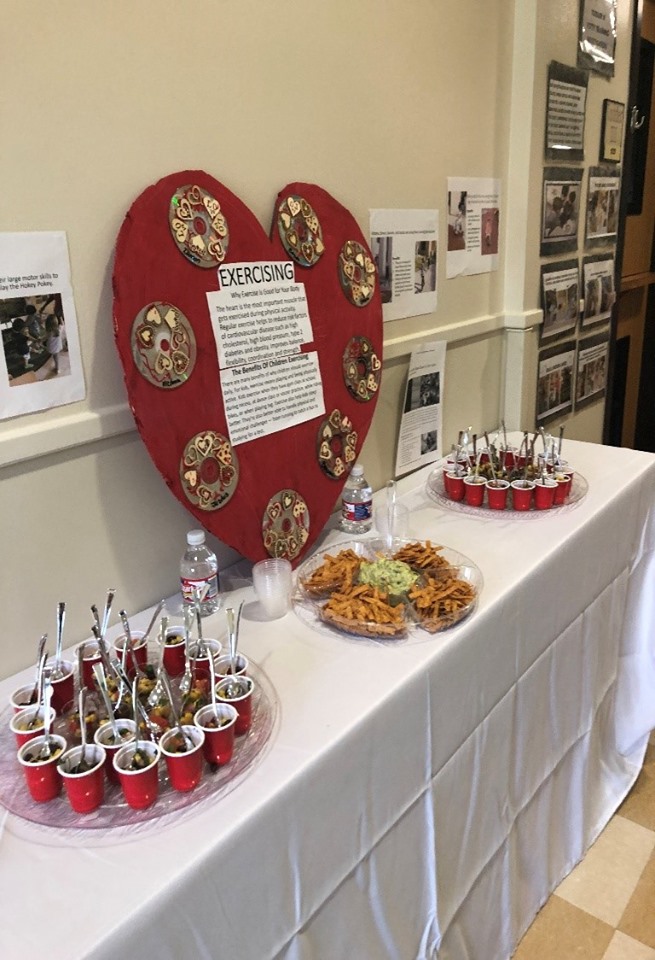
[180,530,220,616]
[340,463,373,534]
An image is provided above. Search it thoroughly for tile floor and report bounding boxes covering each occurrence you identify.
[514,731,655,959]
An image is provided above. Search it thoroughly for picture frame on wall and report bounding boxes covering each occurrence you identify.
[536,340,576,425]
[600,99,625,163]
[540,167,583,257]
[540,259,580,342]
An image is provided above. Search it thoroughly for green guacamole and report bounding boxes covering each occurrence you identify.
[358,558,418,597]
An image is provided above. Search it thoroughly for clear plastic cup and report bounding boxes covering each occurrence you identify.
[253,559,293,620]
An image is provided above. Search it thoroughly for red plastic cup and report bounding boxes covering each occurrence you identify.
[10,705,57,748]
[58,744,106,813]
[189,639,222,683]
[9,684,38,714]
[113,740,160,809]
[94,719,136,783]
[534,477,558,510]
[17,734,67,802]
[76,641,102,690]
[501,448,517,469]
[162,627,186,678]
[214,654,248,680]
[552,474,570,505]
[463,476,486,507]
[485,479,510,510]
[216,676,254,736]
[511,480,535,511]
[160,725,205,792]
[113,632,148,678]
[46,660,75,716]
[446,471,465,502]
[195,703,238,765]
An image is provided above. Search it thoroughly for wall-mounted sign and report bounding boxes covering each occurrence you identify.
[578,0,617,77]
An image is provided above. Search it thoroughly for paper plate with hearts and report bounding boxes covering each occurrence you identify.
[113,171,383,565]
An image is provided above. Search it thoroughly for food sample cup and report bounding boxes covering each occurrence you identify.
[485,479,510,510]
[216,676,254,736]
[17,734,67,803]
[195,703,238,765]
[58,744,106,814]
[253,558,293,620]
[113,632,148,678]
[511,480,535,511]
[94,719,136,783]
[534,477,558,510]
[188,638,222,682]
[215,654,249,680]
[45,659,75,716]
[501,448,517,469]
[76,640,103,690]
[463,475,486,507]
[160,725,205,792]
[113,740,161,810]
[446,471,465,502]
[9,684,38,714]
[10,705,57,748]
[162,627,186,678]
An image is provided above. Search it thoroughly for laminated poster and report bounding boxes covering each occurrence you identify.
[578,0,617,77]
[540,259,580,342]
[369,209,437,322]
[585,168,621,246]
[536,340,575,425]
[575,332,609,409]
[395,340,445,478]
[446,178,500,279]
[0,232,85,421]
[545,62,588,163]
[582,254,615,328]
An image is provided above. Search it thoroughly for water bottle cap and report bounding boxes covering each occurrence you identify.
[186,529,205,546]
[351,463,364,477]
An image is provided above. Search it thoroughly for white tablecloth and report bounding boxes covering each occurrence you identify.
[1,438,654,960]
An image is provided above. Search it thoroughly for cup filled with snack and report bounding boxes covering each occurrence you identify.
[58,743,107,813]
[17,733,67,802]
[160,725,205,792]
[113,740,161,809]
[194,703,238,765]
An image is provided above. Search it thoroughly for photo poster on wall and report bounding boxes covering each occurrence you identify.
[0,231,85,421]
[582,253,615,328]
[540,259,580,342]
[578,0,617,77]
[575,331,609,410]
[446,178,501,278]
[395,340,445,479]
[585,166,621,247]
[540,167,583,257]
[369,209,438,322]
[545,61,588,163]
[536,339,576,425]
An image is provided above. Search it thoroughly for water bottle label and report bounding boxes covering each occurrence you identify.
[341,499,372,522]
[181,575,219,605]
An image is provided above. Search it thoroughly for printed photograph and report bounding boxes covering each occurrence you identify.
[1,294,69,388]
[481,207,499,255]
[536,342,575,423]
[421,430,438,455]
[447,191,467,252]
[372,235,393,304]
[414,240,437,293]
[542,181,580,241]
[540,260,579,341]
[586,182,620,241]
[403,372,440,413]
[576,339,608,405]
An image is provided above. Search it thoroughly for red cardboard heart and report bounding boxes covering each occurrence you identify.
[113,171,382,565]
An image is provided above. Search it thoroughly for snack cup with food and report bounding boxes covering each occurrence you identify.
[445,471,465,502]
[553,472,572,504]
[216,676,254,736]
[511,479,535,511]
[17,733,67,802]
[188,638,222,683]
[58,744,106,814]
[76,640,102,690]
[113,741,161,810]
[214,654,249,680]
[114,631,148,678]
[67,703,102,744]
[45,659,75,716]
[179,677,210,725]
[94,719,136,783]
[195,703,238,765]
[485,478,510,510]
[534,476,558,510]
[10,705,57,748]
[162,627,186,678]
[463,474,486,507]
[9,683,38,714]
[160,725,205,792]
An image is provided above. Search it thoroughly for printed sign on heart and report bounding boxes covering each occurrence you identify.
[113,171,382,565]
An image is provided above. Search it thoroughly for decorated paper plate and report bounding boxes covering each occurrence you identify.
[293,538,482,644]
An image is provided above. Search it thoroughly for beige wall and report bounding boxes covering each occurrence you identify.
[0,1,633,677]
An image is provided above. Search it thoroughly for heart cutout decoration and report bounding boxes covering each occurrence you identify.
[113,171,382,565]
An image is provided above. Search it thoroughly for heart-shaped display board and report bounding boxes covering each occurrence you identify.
[113,171,382,565]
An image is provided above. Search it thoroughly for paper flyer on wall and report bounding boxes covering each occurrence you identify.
[0,231,85,421]
[446,178,501,278]
[369,209,438,322]
[582,255,614,327]
[207,261,325,445]
[395,340,445,478]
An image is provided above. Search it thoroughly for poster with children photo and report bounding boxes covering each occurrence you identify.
[0,232,85,420]
[540,168,583,256]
